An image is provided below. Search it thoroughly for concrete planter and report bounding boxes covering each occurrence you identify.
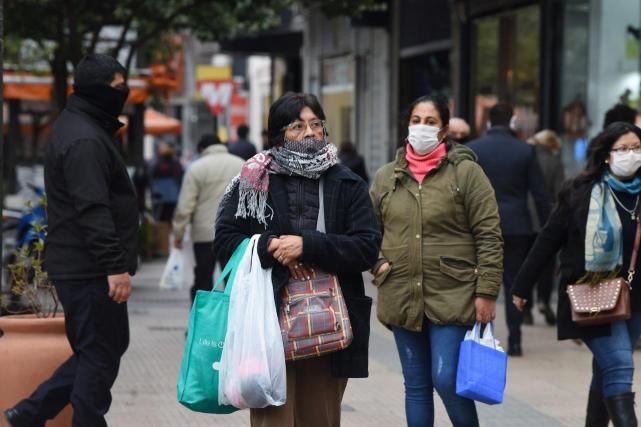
[0,314,72,426]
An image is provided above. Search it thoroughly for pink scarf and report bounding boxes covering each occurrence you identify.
[405,143,447,183]
[223,141,338,226]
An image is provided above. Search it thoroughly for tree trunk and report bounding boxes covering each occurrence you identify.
[6,99,21,193]
[51,48,69,115]
[127,103,146,166]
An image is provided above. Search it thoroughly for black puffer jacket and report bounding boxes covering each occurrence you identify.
[286,176,320,233]
[214,164,382,378]
[44,95,139,280]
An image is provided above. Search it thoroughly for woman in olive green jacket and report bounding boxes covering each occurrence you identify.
[369,95,503,427]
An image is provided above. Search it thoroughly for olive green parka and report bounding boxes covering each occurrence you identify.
[369,143,503,331]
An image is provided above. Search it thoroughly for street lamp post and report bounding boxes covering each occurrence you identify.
[0,0,5,294]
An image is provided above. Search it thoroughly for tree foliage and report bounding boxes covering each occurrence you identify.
[5,0,381,110]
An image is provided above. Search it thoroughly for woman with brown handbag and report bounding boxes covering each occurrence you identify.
[214,92,381,427]
[512,122,641,427]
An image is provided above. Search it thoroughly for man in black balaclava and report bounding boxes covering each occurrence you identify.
[3,54,139,427]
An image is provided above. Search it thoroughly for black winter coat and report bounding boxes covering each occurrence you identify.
[44,95,139,280]
[512,179,641,340]
[214,164,382,378]
[468,127,550,236]
[228,138,258,161]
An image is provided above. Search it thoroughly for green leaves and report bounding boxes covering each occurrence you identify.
[3,204,52,316]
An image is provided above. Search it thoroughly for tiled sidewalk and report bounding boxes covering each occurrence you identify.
[107,260,641,426]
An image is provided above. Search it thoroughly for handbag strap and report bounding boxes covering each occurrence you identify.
[213,237,250,295]
[628,220,641,282]
[316,177,326,234]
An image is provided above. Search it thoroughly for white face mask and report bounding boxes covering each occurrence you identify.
[610,151,641,178]
[407,124,441,155]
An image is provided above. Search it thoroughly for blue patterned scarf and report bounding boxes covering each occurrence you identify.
[584,174,641,279]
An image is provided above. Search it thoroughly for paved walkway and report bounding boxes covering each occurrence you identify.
[107,260,641,426]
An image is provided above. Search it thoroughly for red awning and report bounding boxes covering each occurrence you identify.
[4,72,150,104]
[118,108,181,135]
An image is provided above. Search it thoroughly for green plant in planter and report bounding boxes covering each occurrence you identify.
[1,197,60,317]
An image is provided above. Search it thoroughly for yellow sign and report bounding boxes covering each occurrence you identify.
[196,65,232,81]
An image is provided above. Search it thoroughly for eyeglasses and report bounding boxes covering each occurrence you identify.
[282,119,326,137]
[611,146,641,154]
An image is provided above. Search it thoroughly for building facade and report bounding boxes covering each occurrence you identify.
[451,0,641,175]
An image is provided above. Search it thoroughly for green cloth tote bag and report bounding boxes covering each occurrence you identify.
[177,238,250,413]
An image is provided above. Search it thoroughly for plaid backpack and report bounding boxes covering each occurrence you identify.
[279,271,353,361]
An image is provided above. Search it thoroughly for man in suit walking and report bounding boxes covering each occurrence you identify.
[468,103,550,356]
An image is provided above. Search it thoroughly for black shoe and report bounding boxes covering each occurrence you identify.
[586,390,609,427]
[605,392,637,427]
[522,310,534,326]
[508,343,523,357]
[539,303,557,326]
[3,408,30,427]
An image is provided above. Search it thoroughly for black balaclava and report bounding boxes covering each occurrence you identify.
[73,83,130,118]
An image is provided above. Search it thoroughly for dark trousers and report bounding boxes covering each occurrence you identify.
[503,235,532,346]
[190,241,217,303]
[14,278,129,427]
[535,260,555,305]
[524,260,556,312]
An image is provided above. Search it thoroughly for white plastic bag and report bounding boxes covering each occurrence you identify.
[463,322,504,352]
[218,235,286,409]
[159,248,187,290]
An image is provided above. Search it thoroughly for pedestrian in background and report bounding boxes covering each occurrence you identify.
[370,94,503,427]
[513,122,641,427]
[448,117,471,144]
[522,130,565,326]
[468,103,550,356]
[228,123,258,160]
[2,54,137,427]
[151,141,184,222]
[172,134,243,303]
[604,103,638,128]
[214,92,381,427]
[338,141,369,183]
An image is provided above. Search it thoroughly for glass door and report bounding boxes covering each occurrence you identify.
[471,5,540,139]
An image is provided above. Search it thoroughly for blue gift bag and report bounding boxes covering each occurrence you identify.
[456,322,507,405]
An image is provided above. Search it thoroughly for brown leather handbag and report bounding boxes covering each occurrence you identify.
[566,221,641,327]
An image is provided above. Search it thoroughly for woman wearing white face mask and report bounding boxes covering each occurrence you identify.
[369,95,503,427]
[513,122,641,426]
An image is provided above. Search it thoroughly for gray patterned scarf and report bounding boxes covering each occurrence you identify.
[223,137,338,226]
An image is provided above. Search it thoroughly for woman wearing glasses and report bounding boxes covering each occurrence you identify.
[369,94,503,427]
[214,92,381,427]
[513,122,641,426]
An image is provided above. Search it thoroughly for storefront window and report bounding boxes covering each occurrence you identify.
[321,56,355,145]
[471,5,540,139]
[399,50,452,111]
[559,0,590,178]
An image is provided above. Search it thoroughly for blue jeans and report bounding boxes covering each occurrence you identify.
[583,312,641,397]
[392,318,479,427]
